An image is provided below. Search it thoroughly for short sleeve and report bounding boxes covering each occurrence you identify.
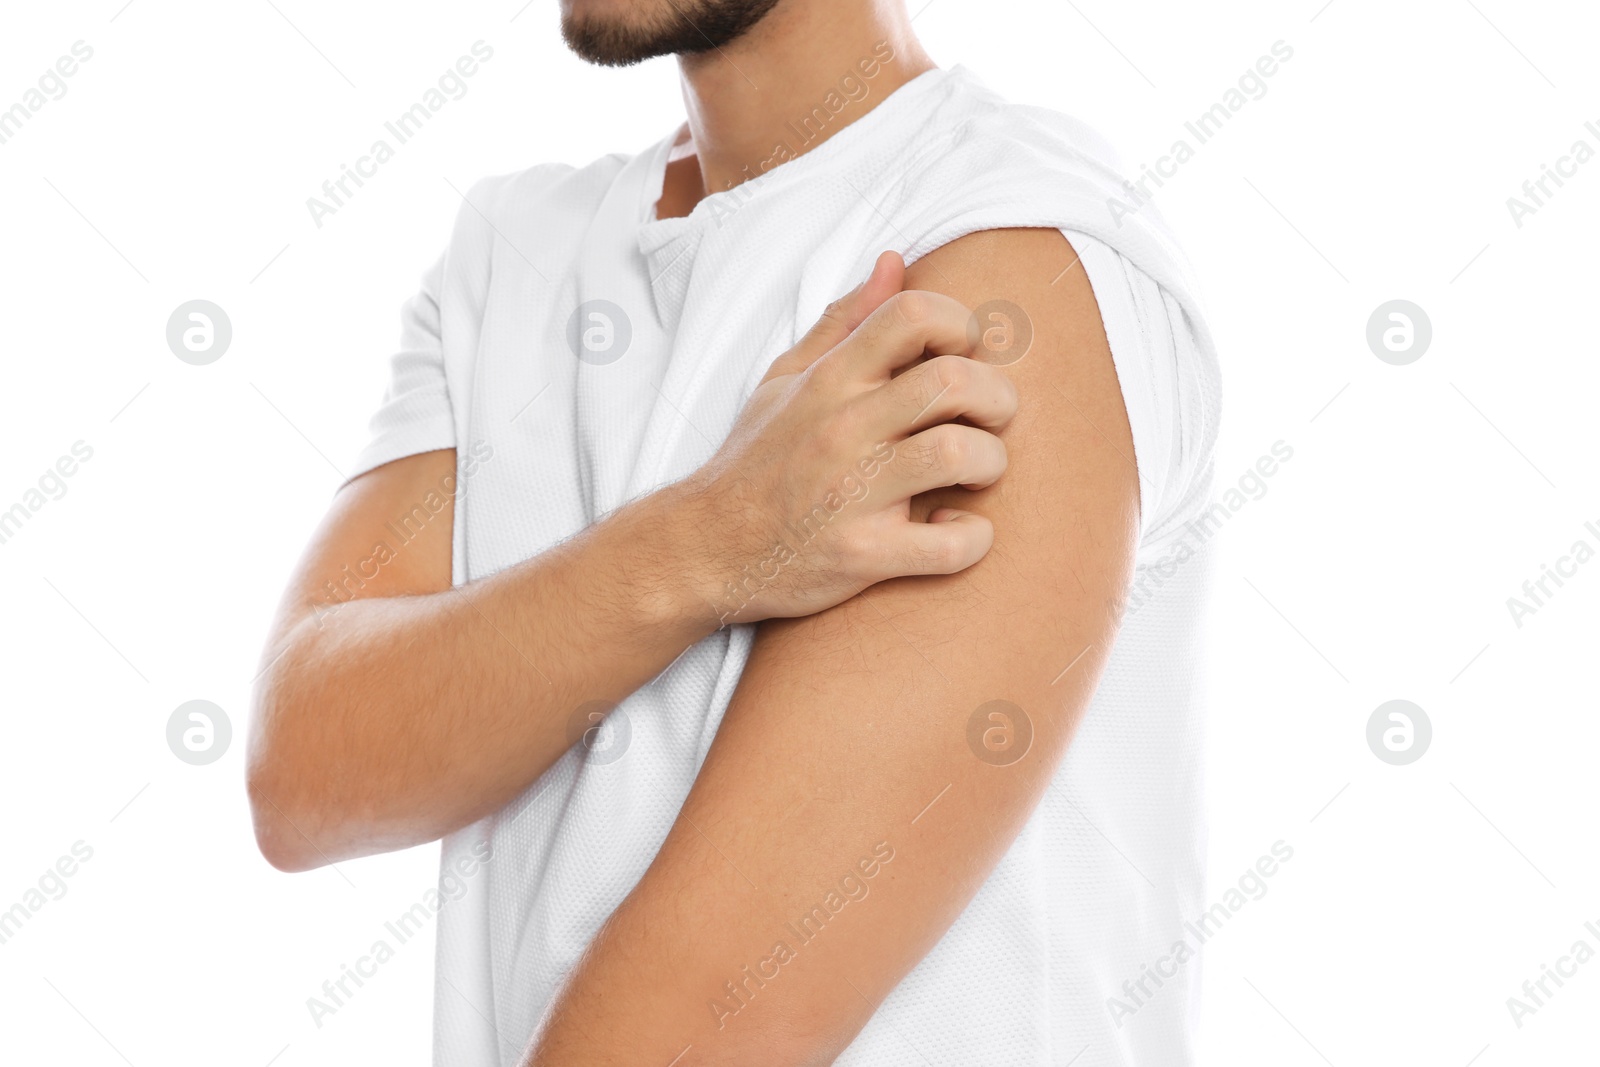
[346,251,458,483]
[1065,229,1221,551]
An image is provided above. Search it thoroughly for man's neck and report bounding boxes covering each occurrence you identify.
[657,0,934,218]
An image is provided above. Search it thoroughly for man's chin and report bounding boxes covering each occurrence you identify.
[559,15,686,67]
[560,0,785,67]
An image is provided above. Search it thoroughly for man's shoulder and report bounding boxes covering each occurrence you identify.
[881,69,1143,251]
[453,150,636,226]
[428,141,659,282]
[915,68,1130,181]
[893,72,1222,552]
[890,70,1209,346]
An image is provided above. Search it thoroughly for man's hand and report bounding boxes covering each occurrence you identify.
[247,252,1017,873]
[685,250,1015,624]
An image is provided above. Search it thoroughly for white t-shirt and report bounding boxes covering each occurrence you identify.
[352,66,1222,1067]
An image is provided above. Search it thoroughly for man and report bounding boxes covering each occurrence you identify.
[248,0,1221,1062]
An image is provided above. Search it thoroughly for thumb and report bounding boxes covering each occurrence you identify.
[763,251,904,381]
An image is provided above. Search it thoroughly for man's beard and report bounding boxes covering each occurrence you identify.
[561,0,785,67]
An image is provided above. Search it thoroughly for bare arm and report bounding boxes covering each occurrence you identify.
[522,227,1139,1064]
[247,447,723,871]
[247,253,1022,872]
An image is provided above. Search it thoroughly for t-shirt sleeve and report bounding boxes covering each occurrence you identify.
[1065,229,1221,551]
[347,250,458,483]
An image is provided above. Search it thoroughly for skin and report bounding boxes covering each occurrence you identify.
[247,259,1015,870]
[561,0,936,201]
[255,0,1143,1062]
[513,5,1139,1062]
[520,226,1136,1064]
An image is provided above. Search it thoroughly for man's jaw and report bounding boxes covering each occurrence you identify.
[560,0,786,67]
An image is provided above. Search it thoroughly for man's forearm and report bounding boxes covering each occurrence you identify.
[248,479,721,871]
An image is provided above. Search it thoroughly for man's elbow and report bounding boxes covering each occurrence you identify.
[248,773,323,873]
[246,655,334,874]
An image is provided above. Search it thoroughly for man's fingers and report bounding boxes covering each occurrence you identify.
[884,510,995,577]
[762,251,905,382]
[876,423,1008,500]
[823,289,976,382]
[857,354,1019,438]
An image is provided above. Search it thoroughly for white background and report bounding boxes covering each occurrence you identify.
[1,0,1596,1064]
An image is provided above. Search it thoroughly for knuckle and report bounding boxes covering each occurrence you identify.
[928,354,968,398]
[827,400,864,447]
[833,525,872,571]
[806,353,844,392]
[893,289,932,328]
[903,436,942,478]
[909,533,956,573]
[933,425,969,470]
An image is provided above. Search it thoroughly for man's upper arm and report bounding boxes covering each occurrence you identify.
[263,449,457,653]
[264,244,458,651]
[527,227,1141,1064]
